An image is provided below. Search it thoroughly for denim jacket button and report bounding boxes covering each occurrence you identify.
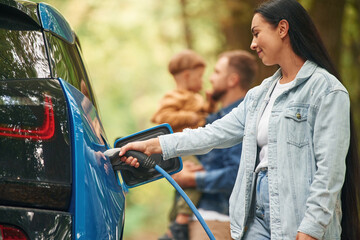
[296,112,301,119]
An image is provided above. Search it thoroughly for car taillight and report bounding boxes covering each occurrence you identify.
[0,79,72,211]
[0,224,28,240]
[0,94,55,140]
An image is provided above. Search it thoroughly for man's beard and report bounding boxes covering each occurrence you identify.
[211,88,226,101]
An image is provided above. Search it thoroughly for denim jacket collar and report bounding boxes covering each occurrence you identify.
[270,60,317,88]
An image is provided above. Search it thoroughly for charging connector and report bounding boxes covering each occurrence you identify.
[104,149,216,240]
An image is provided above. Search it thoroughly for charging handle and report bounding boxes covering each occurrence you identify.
[104,148,156,169]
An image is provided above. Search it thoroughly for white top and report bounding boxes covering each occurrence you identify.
[255,79,293,173]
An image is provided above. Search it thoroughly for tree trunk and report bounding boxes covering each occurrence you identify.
[348,0,360,145]
[309,0,346,68]
[179,0,192,49]
[220,0,277,86]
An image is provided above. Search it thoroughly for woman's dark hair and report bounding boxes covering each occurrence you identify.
[255,1,360,239]
[255,0,339,78]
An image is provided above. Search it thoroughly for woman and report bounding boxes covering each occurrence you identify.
[119,0,360,239]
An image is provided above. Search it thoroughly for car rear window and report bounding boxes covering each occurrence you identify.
[0,4,50,79]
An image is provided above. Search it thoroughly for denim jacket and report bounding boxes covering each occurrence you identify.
[160,61,350,240]
[195,99,243,215]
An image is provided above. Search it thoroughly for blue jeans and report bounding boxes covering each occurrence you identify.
[243,170,271,239]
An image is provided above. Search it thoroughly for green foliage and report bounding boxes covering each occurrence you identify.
[36,0,221,238]
[341,1,360,130]
[36,0,360,238]
[123,180,174,238]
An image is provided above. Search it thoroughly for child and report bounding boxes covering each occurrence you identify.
[152,49,216,240]
[152,49,215,132]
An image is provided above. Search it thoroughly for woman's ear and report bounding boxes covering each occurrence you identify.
[278,19,289,39]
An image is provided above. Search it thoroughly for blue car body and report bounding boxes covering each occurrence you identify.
[61,80,125,239]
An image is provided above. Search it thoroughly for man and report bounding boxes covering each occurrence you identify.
[172,50,258,240]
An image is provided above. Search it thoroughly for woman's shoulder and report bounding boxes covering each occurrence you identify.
[310,66,348,94]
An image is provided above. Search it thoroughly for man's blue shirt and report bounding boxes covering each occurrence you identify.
[195,99,243,215]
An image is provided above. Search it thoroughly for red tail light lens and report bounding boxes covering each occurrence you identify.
[0,224,28,240]
[0,94,55,140]
[0,79,71,210]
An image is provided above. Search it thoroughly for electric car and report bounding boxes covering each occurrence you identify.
[0,1,181,239]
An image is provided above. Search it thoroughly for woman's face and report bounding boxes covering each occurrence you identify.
[250,13,282,66]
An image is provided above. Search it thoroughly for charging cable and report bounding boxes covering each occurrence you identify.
[154,164,215,240]
[104,149,216,240]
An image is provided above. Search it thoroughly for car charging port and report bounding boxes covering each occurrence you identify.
[104,148,216,240]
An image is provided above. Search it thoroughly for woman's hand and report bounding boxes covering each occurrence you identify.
[119,138,162,168]
[296,232,317,240]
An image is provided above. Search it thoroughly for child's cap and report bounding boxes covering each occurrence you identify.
[168,49,206,75]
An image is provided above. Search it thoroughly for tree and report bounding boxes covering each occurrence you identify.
[310,0,346,68]
[179,0,193,49]
[219,0,277,85]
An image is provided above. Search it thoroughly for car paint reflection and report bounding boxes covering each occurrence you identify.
[61,79,125,239]
[0,29,50,79]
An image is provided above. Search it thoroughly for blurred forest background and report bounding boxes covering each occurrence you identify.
[36,0,360,239]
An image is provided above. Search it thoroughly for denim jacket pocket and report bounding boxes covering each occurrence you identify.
[284,105,309,147]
